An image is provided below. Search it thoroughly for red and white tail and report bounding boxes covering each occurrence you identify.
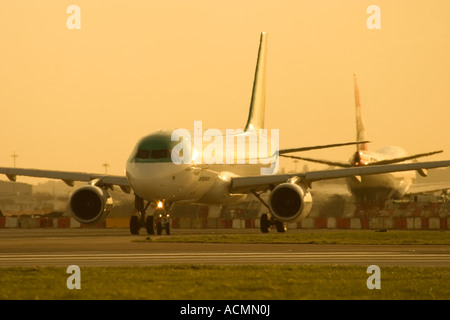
[354,73,369,152]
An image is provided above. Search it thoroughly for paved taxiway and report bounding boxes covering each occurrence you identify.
[0,229,449,267]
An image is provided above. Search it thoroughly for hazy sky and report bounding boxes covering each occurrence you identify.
[1,1,449,183]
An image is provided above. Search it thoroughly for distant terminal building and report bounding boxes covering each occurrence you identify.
[0,180,34,215]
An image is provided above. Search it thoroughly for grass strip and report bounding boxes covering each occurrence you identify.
[0,265,448,300]
[138,230,450,245]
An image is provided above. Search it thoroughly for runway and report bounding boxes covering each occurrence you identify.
[2,251,450,267]
[0,229,449,267]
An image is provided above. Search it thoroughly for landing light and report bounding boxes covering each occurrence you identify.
[192,149,199,162]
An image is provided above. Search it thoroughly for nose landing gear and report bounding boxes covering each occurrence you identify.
[129,195,171,235]
[155,208,170,235]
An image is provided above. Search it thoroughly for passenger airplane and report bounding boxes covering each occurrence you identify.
[281,73,444,203]
[1,33,450,234]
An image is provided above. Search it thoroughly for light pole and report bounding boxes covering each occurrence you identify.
[11,151,18,203]
[102,162,110,175]
[11,151,18,168]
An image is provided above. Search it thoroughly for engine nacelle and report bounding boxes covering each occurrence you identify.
[268,182,312,223]
[69,185,113,225]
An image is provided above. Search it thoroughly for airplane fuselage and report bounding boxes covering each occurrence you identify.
[348,146,415,201]
[125,130,276,205]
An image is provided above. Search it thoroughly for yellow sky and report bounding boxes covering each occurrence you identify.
[0,0,449,182]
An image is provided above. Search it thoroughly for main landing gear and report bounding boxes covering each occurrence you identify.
[251,190,286,234]
[130,196,171,235]
[259,213,286,234]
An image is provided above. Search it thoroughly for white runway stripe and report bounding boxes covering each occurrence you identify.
[1,252,449,266]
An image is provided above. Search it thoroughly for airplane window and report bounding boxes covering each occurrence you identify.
[136,149,150,159]
[151,149,169,159]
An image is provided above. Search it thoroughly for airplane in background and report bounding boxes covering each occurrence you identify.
[281,73,445,204]
[1,32,450,235]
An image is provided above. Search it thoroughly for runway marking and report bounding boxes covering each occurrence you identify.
[1,252,449,266]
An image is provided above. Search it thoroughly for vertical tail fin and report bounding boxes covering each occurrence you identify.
[244,32,267,131]
[354,73,368,151]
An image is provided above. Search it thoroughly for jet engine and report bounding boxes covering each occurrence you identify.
[268,182,312,223]
[69,185,113,225]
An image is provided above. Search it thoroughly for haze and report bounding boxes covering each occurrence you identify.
[0,1,449,183]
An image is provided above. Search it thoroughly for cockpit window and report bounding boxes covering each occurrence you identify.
[136,148,170,160]
[136,149,150,159]
[151,149,169,159]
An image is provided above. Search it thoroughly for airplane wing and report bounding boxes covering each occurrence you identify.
[2,160,450,197]
[0,167,131,193]
[364,150,443,166]
[229,160,450,194]
[406,182,450,195]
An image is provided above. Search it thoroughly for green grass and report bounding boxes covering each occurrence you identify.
[2,230,448,300]
[0,265,449,300]
[139,230,450,245]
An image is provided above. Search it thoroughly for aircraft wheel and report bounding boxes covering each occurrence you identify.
[260,214,270,233]
[165,222,171,235]
[130,216,140,235]
[275,220,286,233]
[156,222,163,235]
[145,216,155,235]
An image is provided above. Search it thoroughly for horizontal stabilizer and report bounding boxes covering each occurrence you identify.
[280,154,352,168]
[279,140,370,155]
[281,150,444,168]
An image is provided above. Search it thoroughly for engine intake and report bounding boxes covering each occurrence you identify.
[70,185,113,224]
[269,182,312,222]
